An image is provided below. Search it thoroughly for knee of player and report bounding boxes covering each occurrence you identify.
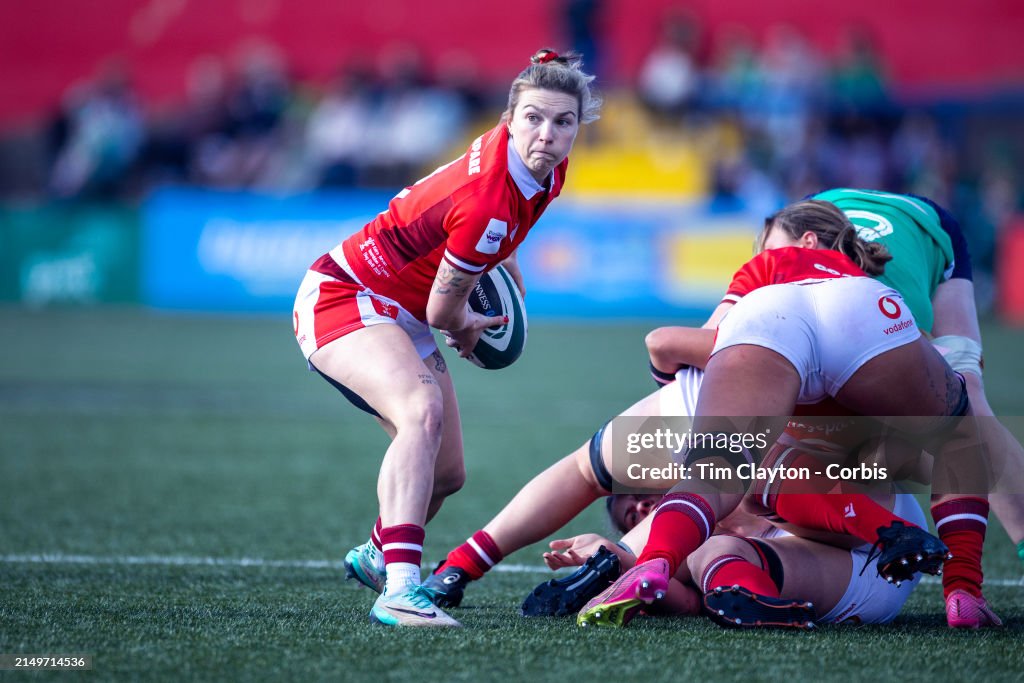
[395,391,446,442]
[686,535,753,579]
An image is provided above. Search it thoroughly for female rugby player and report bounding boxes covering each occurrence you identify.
[293,49,600,627]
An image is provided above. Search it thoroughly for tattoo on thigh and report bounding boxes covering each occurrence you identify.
[431,350,448,373]
[419,373,437,385]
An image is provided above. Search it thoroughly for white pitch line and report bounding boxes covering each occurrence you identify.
[2,552,1023,587]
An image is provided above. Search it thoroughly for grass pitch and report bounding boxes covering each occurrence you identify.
[1,308,1022,681]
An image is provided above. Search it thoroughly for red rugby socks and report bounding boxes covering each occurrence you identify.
[701,555,780,597]
[380,523,425,595]
[436,530,504,580]
[636,493,716,576]
[932,497,988,598]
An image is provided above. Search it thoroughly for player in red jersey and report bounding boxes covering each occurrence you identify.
[544,485,930,628]
[767,194,1010,627]
[292,49,601,627]
[579,200,984,627]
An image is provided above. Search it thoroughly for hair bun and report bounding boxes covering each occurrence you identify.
[532,49,561,65]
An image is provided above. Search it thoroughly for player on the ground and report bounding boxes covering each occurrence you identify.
[423,363,944,615]
[292,49,600,627]
[579,200,989,628]
[543,484,932,629]
[423,190,1003,628]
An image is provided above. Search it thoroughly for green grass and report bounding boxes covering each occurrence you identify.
[1,307,1022,681]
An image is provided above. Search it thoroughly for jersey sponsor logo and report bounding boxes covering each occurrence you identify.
[847,209,895,241]
[813,262,844,277]
[878,296,902,319]
[883,319,914,335]
[475,218,507,255]
[468,135,483,175]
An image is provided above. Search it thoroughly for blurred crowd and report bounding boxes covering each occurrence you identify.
[27,45,489,198]
[1,17,1020,293]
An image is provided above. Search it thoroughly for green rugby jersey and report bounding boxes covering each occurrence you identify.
[813,188,954,333]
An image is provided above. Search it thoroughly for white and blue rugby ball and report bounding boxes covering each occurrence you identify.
[466,265,527,370]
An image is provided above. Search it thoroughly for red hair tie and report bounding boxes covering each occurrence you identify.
[536,51,559,64]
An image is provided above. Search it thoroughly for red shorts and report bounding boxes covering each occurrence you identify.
[293,267,437,363]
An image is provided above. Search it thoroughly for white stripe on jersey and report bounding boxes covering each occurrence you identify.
[443,249,486,273]
[327,246,365,285]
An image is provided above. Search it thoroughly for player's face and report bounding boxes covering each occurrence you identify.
[508,88,579,183]
[610,494,659,532]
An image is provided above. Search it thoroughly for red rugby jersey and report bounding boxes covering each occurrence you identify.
[722,247,867,305]
[318,123,567,321]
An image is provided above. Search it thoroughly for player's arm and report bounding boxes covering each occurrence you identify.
[645,326,717,384]
[426,263,505,358]
[429,205,512,356]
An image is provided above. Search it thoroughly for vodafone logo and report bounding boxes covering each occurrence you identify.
[878,296,902,319]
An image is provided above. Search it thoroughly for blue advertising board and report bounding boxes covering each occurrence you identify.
[142,187,760,318]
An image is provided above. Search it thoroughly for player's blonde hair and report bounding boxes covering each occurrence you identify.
[501,49,601,125]
[761,199,893,276]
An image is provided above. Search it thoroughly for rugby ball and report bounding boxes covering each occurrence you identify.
[465,265,527,370]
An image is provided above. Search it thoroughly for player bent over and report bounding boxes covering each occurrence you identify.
[581,204,994,628]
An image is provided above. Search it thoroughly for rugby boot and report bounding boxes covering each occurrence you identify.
[576,558,668,628]
[422,564,470,608]
[945,589,1003,629]
[521,546,621,617]
[343,541,385,593]
[704,585,816,630]
[370,585,461,627]
[871,521,949,585]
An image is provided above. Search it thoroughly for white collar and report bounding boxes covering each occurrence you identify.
[507,137,549,199]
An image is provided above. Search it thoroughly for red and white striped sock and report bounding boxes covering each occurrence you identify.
[381,524,425,596]
[436,530,504,580]
[932,497,988,598]
[636,492,716,576]
[701,555,780,598]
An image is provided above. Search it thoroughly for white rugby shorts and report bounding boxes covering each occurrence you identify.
[293,263,437,364]
[713,277,921,403]
[820,492,926,624]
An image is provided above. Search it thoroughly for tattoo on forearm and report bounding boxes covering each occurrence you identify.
[434,262,472,297]
[431,350,448,373]
[419,373,437,385]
